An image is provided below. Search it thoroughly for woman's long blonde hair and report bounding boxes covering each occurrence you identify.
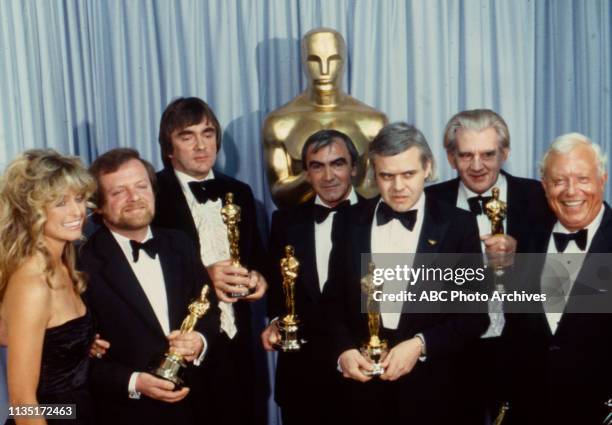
[0,149,95,301]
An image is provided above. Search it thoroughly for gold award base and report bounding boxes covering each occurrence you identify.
[274,318,305,352]
[360,340,388,376]
[152,351,187,387]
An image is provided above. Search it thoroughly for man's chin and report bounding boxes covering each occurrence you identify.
[118,215,154,230]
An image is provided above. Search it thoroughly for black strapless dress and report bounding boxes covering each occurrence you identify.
[5,310,95,425]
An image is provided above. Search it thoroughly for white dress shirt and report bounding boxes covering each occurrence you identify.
[543,204,604,334]
[371,194,425,330]
[111,228,170,334]
[456,173,508,338]
[314,188,358,291]
[174,169,237,339]
[110,227,206,398]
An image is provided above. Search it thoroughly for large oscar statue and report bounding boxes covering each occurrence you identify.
[152,285,211,387]
[220,192,252,298]
[274,245,305,352]
[360,262,388,376]
[263,27,388,208]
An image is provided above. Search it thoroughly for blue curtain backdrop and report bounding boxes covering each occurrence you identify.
[0,0,611,423]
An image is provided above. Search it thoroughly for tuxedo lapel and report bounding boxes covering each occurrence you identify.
[353,198,377,263]
[416,196,449,254]
[160,168,199,246]
[95,227,166,337]
[504,171,520,237]
[154,229,186,331]
[546,204,612,337]
[294,203,321,301]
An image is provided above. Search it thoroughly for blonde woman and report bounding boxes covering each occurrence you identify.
[0,150,97,425]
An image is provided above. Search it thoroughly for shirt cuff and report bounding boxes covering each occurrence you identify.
[128,372,141,399]
[193,332,208,366]
[415,333,427,362]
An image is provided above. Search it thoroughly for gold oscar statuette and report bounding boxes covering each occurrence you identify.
[484,187,507,236]
[221,192,253,298]
[151,285,211,387]
[484,186,509,276]
[274,245,305,352]
[360,262,388,376]
[485,187,510,423]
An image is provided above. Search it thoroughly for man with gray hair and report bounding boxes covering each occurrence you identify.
[323,122,488,424]
[426,109,554,423]
[504,132,612,424]
[427,108,553,253]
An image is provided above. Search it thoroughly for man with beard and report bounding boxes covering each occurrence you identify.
[79,148,219,425]
[261,129,363,425]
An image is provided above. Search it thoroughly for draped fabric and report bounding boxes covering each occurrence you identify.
[0,1,610,424]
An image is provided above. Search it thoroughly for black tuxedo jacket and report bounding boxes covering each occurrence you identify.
[266,196,364,408]
[425,170,554,250]
[504,204,612,425]
[79,225,220,425]
[323,195,489,424]
[153,167,265,332]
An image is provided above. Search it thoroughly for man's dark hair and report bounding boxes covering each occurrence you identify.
[158,97,222,168]
[89,148,157,209]
[301,129,359,170]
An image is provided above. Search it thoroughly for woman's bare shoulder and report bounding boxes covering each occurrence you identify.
[5,256,52,308]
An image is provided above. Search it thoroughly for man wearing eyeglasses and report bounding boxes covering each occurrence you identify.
[425,109,554,423]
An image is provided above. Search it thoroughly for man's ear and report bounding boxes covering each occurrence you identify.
[446,150,457,170]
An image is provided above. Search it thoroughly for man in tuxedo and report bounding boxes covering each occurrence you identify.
[426,108,552,251]
[324,122,489,425]
[425,109,553,422]
[260,129,363,425]
[152,97,267,425]
[80,148,219,425]
[505,133,612,424]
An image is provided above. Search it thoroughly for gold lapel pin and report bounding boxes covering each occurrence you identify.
[428,239,437,245]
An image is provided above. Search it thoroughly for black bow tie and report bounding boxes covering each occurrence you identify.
[375,202,417,231]
[188,180,224,204]
[313,200,350,224]
[467,195,492,215]
[129,238,160,262]
[553,229,588,252]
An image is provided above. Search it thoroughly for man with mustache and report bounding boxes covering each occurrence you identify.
[80,148,219,425]
[504,133,612,424]
[153,97,267,425]
[425,109,554,423]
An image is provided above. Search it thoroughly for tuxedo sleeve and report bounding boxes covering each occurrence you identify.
[421,214,489,359]
[81,286,139,397]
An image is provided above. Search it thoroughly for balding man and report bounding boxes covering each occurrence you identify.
[505,133,612,424]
